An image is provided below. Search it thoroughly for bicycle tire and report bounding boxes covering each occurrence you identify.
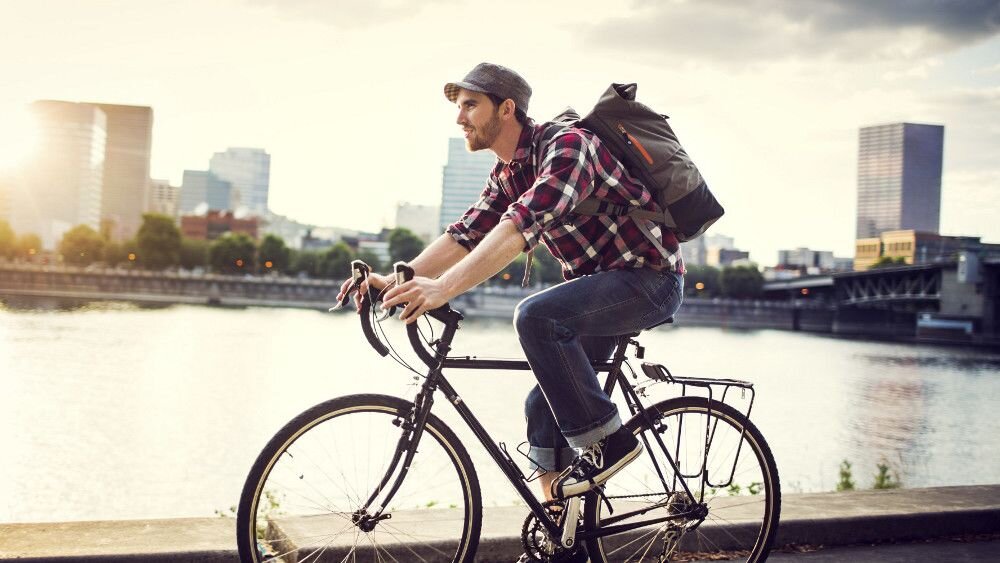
[236,393,482,562]
[584,396,781,562]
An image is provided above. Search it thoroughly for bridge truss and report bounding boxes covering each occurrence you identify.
[837,267,941,307]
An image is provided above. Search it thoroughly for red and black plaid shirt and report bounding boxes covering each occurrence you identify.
[447,121,684,279]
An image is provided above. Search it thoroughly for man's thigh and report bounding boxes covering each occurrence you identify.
[516,268,681,338]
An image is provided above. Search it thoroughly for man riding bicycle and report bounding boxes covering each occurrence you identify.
[337,61,684,534]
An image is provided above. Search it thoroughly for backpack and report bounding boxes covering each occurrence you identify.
[540,83,724,250]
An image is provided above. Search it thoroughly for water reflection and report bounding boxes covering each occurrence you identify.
[1,302,999,523]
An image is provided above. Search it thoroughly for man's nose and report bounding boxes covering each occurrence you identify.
[456,109,467,126]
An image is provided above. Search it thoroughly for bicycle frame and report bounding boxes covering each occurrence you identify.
[356,296,703,542]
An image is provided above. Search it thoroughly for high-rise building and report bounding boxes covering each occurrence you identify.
[856,122,944,239]
[396,202,440,243]
[91,103,153,241]
[178,170,232,214]
[778,248,836,271]
[12,101,107,248]
[147,179,179,218]
[439,138,496,232]
[209,148,271,215]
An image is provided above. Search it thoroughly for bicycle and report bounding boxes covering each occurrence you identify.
[236,261,781,562]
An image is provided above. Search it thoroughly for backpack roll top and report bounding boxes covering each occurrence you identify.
[578,83,724,242]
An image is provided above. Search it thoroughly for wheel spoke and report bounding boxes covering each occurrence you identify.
[237,395,481,563]
[586,397,780,563]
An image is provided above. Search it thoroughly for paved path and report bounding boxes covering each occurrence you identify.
[1,486,998,561]
[770,538,1000,562]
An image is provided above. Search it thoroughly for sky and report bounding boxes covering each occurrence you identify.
[0,0,998,265]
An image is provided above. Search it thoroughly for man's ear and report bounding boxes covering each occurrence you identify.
[502,99,516,119]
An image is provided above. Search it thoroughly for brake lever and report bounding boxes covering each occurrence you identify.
[375,262,415,322]
[331,260,372,312]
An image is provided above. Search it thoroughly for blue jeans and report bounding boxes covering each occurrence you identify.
[515,267,684,472]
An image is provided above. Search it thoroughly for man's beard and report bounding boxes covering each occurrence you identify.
[466,113,501,151]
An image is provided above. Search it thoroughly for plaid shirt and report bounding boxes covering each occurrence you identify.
[446,121,684,279]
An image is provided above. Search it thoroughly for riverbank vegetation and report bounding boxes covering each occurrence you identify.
[1,217,766,296]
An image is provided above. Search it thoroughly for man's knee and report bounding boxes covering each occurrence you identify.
[514,297,572,341]
[524,386,548,420]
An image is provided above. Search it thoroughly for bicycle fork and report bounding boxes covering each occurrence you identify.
[354,382,438,530]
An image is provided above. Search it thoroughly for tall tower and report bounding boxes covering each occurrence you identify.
[91,103,153,240]
[856,122,944,239]
[15,101,107,248]
[439,138,496,232]
[209,147,271,215]
[178,170,232,214]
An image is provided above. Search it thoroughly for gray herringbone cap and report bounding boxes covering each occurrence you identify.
[444,62,531,114]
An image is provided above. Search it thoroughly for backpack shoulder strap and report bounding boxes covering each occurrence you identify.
[533,107,581,171]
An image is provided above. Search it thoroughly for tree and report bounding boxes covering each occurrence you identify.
[209,233,257,275]
[870,256,907,269]
[532,247,564,285]
[0,219,15,259]
[684,264,721,297]
[388,228,425,265]
[258,234,291,274]
[59,225,105,266]
[137,213,181,270]
[719,265,764,299]
[321,242,355,279]
[291,250,323,278]
[180,238,209,270]
[15,233,42,261]
[103,239,137,267]
[355,249,383,272]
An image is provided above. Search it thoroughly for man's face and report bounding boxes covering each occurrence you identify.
[455,89,502,152]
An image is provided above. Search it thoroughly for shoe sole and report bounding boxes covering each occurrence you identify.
[552,441,642,498]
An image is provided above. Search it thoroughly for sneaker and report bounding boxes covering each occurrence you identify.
[550,426,641,499]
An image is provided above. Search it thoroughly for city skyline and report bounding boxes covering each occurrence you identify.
[1,1,998,266]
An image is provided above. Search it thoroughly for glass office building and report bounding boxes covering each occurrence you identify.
[856,122,944,239]
[209,147,271,215]
[13,101,107,248]
[92,103,153,240]
[439,138,497,232]
[178,170,232,215]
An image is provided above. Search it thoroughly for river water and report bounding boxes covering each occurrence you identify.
[1,301,999,523]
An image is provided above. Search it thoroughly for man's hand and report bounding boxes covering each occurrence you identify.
[336,271,393,312]
[381,276,450,324]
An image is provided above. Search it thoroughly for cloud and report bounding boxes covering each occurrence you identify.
[933,86,1000,109]
[580,0,1000,64]
[244,0,457,28]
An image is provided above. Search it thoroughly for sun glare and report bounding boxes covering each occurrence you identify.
[0,105,40,172]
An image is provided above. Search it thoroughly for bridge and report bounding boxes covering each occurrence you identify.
[763,260,999,343]
[765,264,945,307]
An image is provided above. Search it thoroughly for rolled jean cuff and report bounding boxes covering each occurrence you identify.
[564,411,622,449]
[527,445,577,472]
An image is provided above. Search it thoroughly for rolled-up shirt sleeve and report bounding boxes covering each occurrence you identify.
[502,131,596,251]
[446,173,512,251]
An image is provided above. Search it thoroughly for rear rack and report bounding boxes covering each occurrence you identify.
[639,362,756,490]
[640,362,756,420]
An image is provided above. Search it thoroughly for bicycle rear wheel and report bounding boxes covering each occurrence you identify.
[237,393,482,562]
[584,396,780,562]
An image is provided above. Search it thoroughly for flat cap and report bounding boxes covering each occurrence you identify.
[444,62,532,114]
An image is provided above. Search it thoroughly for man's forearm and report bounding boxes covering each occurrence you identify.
[437,220,525,299]
[407,233,469,279]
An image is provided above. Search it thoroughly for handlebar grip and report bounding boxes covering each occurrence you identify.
[393,261,415,285]
[351,260,389,357]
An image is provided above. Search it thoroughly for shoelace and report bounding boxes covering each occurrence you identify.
[573,441,605,472]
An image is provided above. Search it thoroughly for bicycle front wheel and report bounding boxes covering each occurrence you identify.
[237,393,482,563]
[585,396,780,562]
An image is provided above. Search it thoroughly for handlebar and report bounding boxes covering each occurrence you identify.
[344,260,463,368]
